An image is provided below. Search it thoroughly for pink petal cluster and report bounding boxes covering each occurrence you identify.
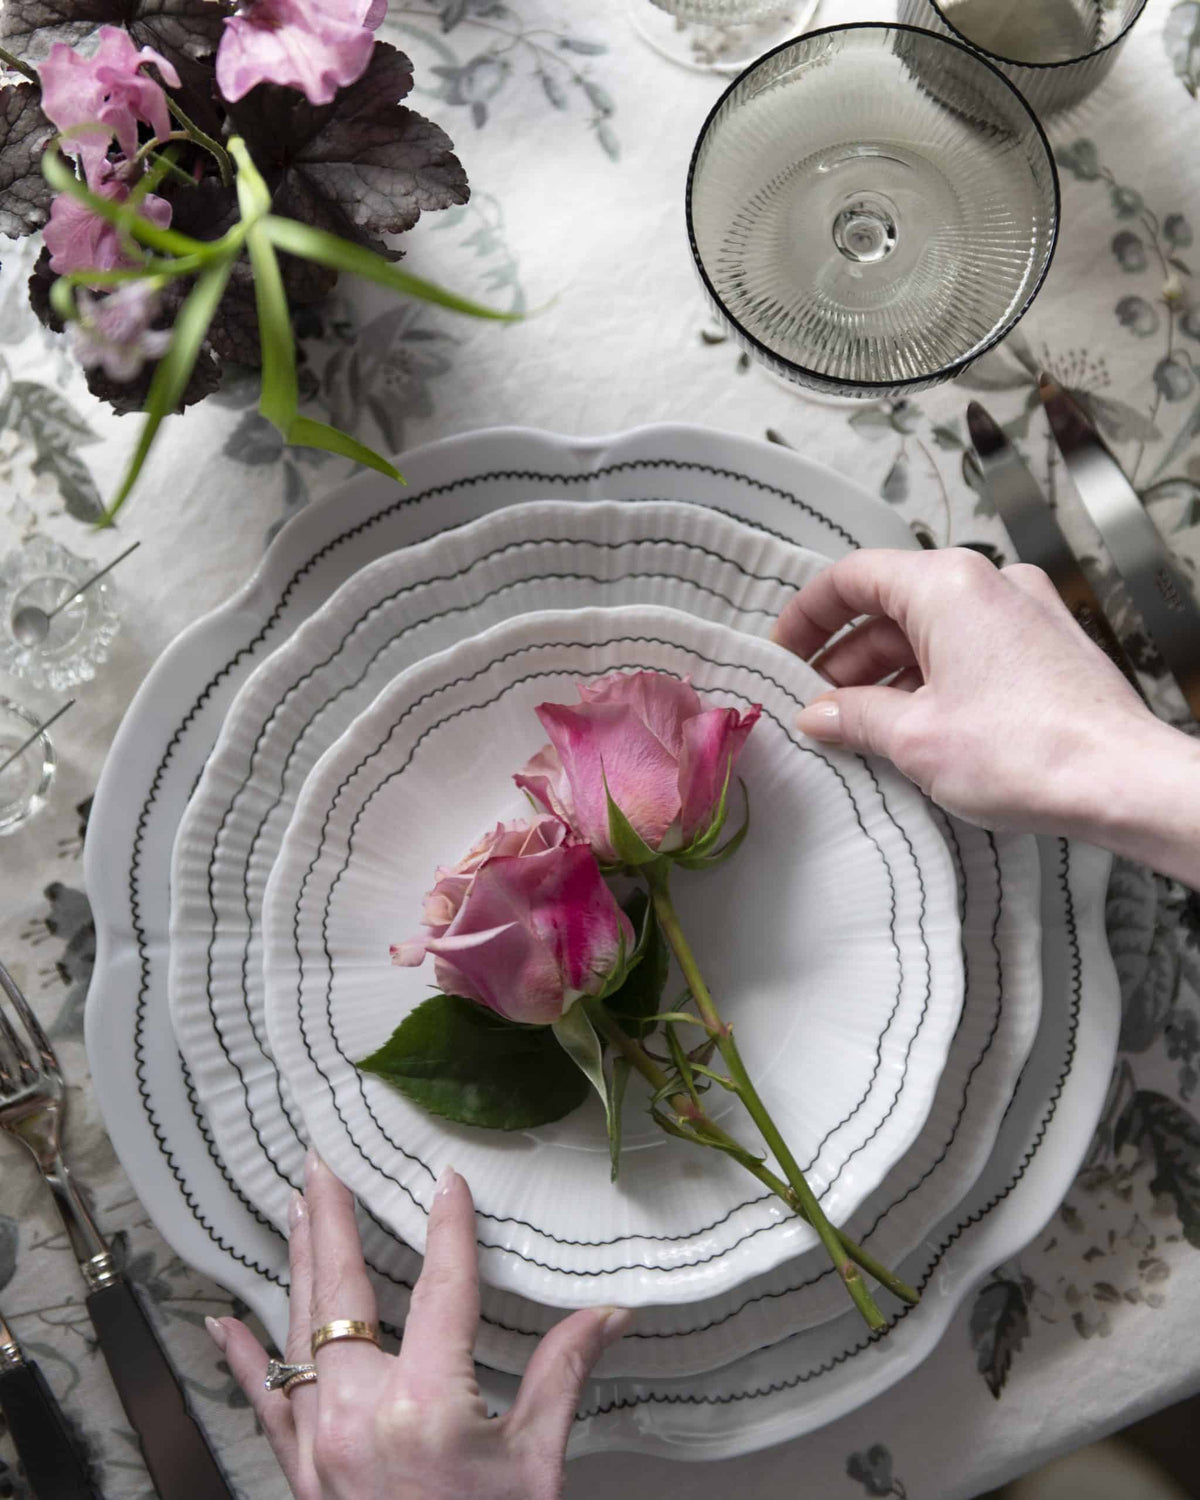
[69,282,171,382]
[392,816,633,1026]
[216,0,385,106]
[42,164,172,278]
[39,26,181,178]
[516,672,761,863]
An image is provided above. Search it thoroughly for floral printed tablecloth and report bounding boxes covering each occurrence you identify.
[1,0,1200,1495]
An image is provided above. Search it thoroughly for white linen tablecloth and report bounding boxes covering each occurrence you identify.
[1,1,1199,1495]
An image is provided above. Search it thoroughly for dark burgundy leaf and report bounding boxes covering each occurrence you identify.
[1,0,227,68]
[233,43,469,259]
[0,81,54,238]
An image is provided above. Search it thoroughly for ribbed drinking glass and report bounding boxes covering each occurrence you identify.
[900,0,1149,115]
[687,24,1060,399]
[631,0,819,75]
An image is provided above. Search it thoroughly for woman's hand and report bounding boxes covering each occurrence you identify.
[207,1153,629,1500]
[774,549,1200,886]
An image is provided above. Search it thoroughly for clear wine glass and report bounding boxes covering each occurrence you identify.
[0,697,56,836]
[686,23,1060,400]
[629,0,820,76]
[899,0,1149,115]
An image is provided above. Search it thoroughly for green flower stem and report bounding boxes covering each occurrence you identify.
[0,45,37,82]
[646,868,890,1331]
[587,1002,917,1310]
[165,97,233,187]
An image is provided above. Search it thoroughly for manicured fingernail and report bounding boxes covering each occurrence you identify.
[599,1307,632,1346]
[305,1146,322,1183]
[205,1315,228,1351]
[796,699,842,742]
[435,1166,458,1197]
[288,1189,306,1229]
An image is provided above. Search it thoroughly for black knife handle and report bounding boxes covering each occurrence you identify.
[85,1275,233,1500]
[0,1359,101,1500]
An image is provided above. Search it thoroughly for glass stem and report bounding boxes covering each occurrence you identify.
[646,866,890,1331]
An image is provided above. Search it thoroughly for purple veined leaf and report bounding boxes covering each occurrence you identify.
[1,0,226,68]
[0,82,54,239]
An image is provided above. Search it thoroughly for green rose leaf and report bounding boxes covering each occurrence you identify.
[603,891,668,1038]
[358,993,589,1131]
[604,775,662,868]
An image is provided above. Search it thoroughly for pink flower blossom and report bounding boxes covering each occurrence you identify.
[39,27,181,178]
[516,671,761,863]
[392,818,631,1025]
[69,282,171,382]
[215,0,384,106]
[42,165,172,279]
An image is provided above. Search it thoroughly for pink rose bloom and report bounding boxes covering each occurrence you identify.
[392,817,632,1025]
[39,27,181,178]
[216,0,385,106]
[43,165,173,278]
[515,671,761,863]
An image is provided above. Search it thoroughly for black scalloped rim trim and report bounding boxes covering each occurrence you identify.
[113,459,1079,1410]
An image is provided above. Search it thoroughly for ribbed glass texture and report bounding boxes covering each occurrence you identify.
[649,0,792,22]
[687,25,1059,398]
[900,0,1148,115]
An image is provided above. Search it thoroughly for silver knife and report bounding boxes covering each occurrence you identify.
[0,1308,101,1499]
[966,400,1147,700]
[1040,375,1200,721]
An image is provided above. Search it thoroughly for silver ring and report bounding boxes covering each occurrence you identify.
[264,1358,317,1392]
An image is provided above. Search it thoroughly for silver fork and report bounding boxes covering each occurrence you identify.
[0,959,116,1290]
[0,959,232,1500]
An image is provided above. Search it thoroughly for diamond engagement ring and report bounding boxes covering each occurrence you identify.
[264,1358,318,1397]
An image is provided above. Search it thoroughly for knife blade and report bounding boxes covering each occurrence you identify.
[965,400,1147,699]
[1040,375,1200,721]
[0,1308,101,1499]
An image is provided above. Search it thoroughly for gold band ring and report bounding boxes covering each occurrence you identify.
[282,1369,319,1398]
[311,1319,380,1357]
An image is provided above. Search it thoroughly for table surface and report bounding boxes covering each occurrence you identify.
[2,1,1200,1496]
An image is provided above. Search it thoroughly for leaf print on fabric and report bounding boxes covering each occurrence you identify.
[1154,354,1196,403]
[1116,296,1161,338]
[846,1443,907,1497]
[1056,137,1102,181]
[1108,860,1178,1052]
[1164,214,1193,249]
[1164,2,1200,98]
[0,370,104,523]
[1112,230,1148,273]
[1115,1090,1200,1248]
[969,1274,1032,1399]
[42,882,95,1040]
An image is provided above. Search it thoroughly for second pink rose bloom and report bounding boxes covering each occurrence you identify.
[516,671,761,863]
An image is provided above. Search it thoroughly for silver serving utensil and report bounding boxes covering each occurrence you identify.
[9,541,139,648]
[0,1304,101,1498]
[1040,375,1200,721]
[0,699,73,780]
[0,959,233,1500]
[965,401,1147,701]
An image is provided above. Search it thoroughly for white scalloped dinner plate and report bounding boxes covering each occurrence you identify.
[261,603,964,1307]
[87,425,1119,1458]
[168,499,1041,1375]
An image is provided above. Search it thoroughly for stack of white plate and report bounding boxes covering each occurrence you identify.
[85,425,1120,1461]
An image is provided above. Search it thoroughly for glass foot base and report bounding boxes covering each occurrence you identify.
[628,0,821,74]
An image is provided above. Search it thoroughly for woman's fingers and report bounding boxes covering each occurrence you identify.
[795,685,914,761]
[206,1316,307,1495]
[285,1190,320,1436]
[399,1168,481,1385]
[506,1306,630,1460]
[811,614,918,687]
[305,1150,384,1381]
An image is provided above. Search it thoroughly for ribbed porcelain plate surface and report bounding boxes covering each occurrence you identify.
[170,499,1041,1373]
[260,602,964,1307]
[86,425,1118,1456]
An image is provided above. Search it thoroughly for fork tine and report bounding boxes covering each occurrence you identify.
[0,1004,31,1091]
[0,961,55,1078]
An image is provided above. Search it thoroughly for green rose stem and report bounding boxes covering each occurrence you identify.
[642,864,894,1331]
[586,1002,915,1323]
